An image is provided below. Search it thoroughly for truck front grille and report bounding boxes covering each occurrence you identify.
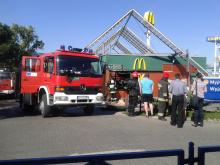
[64,86,98,95]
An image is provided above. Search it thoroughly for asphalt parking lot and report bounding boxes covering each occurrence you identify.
[0,99,220,164]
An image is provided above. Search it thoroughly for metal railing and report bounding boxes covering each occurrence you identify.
[198,145,220,165]
[121,27,155,54]
[0,142,219,165]
[189,57,210,76]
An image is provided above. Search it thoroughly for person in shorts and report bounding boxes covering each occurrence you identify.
[140,73,154,117]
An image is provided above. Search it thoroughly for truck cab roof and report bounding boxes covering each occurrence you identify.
[35,50,99,60]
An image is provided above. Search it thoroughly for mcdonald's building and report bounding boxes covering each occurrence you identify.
[100,54,206,104]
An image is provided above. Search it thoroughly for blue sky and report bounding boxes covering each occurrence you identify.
[1,0,220,65]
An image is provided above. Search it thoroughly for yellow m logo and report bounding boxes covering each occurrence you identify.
[133,58,146,71]
[144,11,155,26]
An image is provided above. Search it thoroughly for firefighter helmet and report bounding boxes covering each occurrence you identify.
[131,71,139,78]
[163,72,169,78]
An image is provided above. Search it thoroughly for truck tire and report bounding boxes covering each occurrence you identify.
[39,94,50,118]
[20,94,31,113]
[83,105,94,116]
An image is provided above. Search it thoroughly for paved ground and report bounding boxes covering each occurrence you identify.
[0,99,220,164]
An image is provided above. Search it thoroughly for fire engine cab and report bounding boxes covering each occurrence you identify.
[0,68,15,97]
[20,47,103,117]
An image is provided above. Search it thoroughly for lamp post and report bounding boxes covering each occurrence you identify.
[207,36,220,77]
[214,39,217,76]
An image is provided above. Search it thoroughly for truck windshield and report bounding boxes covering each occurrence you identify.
[57,55,102,76]
[0,72,11,80]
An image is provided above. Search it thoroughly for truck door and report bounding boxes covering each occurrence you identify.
[42,56,55,93]
[21,56,41,93]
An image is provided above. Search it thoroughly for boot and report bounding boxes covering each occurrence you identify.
[128,110,134,117]
[192,123,198,127]
[158,116,167,121]
[199,121,203,127]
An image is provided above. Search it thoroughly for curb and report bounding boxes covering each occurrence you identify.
[0,105,19,110]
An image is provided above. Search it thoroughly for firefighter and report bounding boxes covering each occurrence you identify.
[127,71,140,116]
[109,79,117,101]
[157,72,169,121]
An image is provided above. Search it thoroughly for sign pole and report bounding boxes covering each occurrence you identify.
[207,36,220,77]
[144,11,155,49]
[214,40,217,77]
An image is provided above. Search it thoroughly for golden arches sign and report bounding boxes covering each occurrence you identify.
[144,11,155,26]
[133,58,147,71]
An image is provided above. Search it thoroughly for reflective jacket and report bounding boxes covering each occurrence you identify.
[127,78,140,96]
[158,78,169,101]
[109,79,116,93]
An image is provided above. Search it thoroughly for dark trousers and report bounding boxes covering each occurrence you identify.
[128,95,138,115]
[171,95,184,127]
[158,101,168,117]
[194,98,204,124]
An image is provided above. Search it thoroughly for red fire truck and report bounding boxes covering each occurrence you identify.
[0,69,15,97]
[20,47,104,117]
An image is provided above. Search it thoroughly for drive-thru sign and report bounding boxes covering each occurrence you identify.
[204,77,220,102]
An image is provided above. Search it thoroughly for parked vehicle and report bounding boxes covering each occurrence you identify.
[0,69,15,97]
[19,47,104,117]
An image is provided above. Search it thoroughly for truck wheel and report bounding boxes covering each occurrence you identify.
[21,94,30,113]
[83,105,94,116]
[39,94,50,118]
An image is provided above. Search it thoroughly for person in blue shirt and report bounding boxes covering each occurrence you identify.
[140,73,154,117]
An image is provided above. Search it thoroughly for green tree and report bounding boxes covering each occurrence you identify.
[0,23,44,70]
[0,23,18,69]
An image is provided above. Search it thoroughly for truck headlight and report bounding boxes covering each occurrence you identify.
[96,93,104,101]
[55,96,68,101]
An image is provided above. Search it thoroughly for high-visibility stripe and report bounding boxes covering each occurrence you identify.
[158,84,162,88]
[163,93,168,96]
[158,98,168,102]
